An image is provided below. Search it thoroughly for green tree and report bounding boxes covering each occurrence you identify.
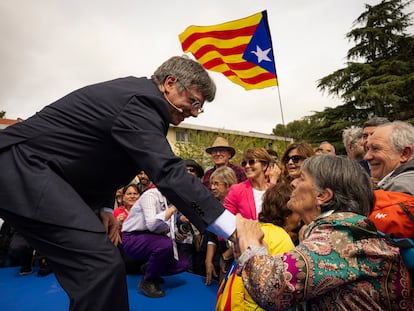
[273,0,414,151]
[174,130,287,169]
[317,0,414,121]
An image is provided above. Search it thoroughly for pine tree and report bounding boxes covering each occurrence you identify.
[317,0,414,121]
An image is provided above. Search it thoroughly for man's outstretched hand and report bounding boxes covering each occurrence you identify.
[100,211,121,245]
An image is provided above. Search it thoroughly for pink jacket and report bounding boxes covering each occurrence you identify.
[224,180,258,220]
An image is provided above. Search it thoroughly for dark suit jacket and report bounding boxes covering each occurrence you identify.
[0,77,224,232]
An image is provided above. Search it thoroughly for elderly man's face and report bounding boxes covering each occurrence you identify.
[364,126,404,180]
[210,148,231,166]
[317,143,335,155]
[162,77,205,126]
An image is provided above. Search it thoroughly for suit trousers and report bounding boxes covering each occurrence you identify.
[0,147,129,311]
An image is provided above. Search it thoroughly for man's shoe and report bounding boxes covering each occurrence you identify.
[138,278,165,298]
[140,262,164,284]
[19,266,33,276]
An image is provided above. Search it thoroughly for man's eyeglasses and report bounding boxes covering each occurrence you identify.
[211,148,229,155]
[189,98,204,114]
[283,155,304,164]
[178,81,204,113]
[241,159,259,167]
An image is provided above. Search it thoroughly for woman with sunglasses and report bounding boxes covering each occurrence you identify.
[281,142,315,183]
[224,147,273,220]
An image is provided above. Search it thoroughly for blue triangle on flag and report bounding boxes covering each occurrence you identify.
[243,16,276,75]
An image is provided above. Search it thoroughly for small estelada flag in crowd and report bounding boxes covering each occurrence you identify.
[179,10,277,90]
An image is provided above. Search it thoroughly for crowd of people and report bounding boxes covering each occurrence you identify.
[0,54,413,310]
[99,116,414,309]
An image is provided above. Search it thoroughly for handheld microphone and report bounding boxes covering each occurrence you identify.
[164,93,183,113]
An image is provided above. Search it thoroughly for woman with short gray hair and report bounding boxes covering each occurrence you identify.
[235,155,412,310]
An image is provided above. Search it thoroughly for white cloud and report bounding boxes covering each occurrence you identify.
[0,0,405,134]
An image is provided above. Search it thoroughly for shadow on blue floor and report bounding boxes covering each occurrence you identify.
[0,267,219,311]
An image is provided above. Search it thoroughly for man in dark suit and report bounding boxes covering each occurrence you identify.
[0,56,236,311]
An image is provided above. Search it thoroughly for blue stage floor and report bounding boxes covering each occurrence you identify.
[0,267,219,310]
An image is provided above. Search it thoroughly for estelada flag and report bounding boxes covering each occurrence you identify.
[179,10,277,90]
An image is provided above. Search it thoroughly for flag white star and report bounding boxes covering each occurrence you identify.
[251,45,272,63]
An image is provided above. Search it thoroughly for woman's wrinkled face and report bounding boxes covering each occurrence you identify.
[210,176,229,202]
[287,170,319,219]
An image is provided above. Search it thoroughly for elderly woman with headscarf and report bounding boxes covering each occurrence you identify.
[235,155,413,310]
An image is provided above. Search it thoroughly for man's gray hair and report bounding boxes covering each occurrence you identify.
[342,127,363,148]
[301,155,374,216]
[152,55,216,102]
[379,121,414,160]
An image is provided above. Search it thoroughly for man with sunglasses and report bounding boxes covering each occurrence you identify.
[0,56,238,311]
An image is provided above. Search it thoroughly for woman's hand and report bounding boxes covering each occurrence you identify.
[267,163,281,184]
[117,213,125,222]
[205,261,218,286]
[165,205,177,221]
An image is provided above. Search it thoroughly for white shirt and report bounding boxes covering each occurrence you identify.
[122,188,171,234]
[252,188,265,217]
[122,187,237,240]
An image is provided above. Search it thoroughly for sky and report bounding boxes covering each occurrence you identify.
[1,0,409,134]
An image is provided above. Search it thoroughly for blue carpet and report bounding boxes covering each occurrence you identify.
[0,267,219,310]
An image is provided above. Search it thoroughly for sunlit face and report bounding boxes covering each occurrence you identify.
[210,176,230,202]
[364,126,404,180]
[210,148,231,167]
[162,77,204,126]
[241,159,267,181]
[123,186,140,209]
[283,149,304,179]
[287,170,320,221]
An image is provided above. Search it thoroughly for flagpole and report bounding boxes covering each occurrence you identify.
[275,85,288,148]
[262,10,288,148]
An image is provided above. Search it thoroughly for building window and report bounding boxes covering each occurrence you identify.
[187,132,194,143]
[176,130,186,144]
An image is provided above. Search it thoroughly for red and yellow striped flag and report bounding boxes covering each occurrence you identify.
[179,11,277,90]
